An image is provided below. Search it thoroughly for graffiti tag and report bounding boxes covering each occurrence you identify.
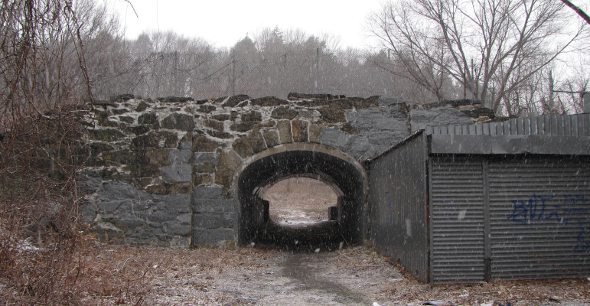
[507,194,589,253]
[507,194,586,225]
[575,226,590,253]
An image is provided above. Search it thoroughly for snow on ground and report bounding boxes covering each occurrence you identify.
[68,244,590,305]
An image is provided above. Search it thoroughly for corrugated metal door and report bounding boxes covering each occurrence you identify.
[488,157,590,279]
[430,157,485,283]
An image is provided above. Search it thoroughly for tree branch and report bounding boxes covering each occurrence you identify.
[561,0,590,25]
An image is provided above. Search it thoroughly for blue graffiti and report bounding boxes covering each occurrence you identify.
[575,226,590,253]
[387,193,393,209]
[507,194,589,253]
[507,194,586,225]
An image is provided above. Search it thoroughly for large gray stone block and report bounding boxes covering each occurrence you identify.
[192,185,224,199]
[192,212,224,229]
[176,212,192,224]
[88,180,192,245]
[223,212,236,228]
[192,198,236,213]
[179,134,192,150]
[192,227,235,245]
[193,152,218,173]
[161,113,195,131]
[319,128,351,150]
[160,149,192,183]
[346,135,373,159]
[115,216,147,229]
[138,112,158,125]
[147,209,177,222]
[100,181,139,200]
[348,108,408,132]
[98,199,133,214]
[163,218,191,236]
[153,194,191,213]
[80,203,97,223]
[410,106,473,131]
[262,129,280,148]
[368,131,408,146]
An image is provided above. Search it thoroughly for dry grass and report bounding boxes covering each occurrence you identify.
[0,108,150,305]
[13,243,584,305]
[378,276,590,305]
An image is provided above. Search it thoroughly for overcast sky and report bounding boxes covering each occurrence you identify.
[104,0,386,49]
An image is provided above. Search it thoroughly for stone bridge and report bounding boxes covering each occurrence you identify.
[80,93,493,247]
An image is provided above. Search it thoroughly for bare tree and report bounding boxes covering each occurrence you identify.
[115,26,470,101]
[0,0,120,126]
[551,58,589,113]
[369,0,587,114]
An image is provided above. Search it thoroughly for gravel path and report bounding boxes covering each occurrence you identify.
[71,244,590,305]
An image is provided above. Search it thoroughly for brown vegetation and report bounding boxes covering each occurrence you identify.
[0,110,86,304]
[0,1,134,304]
[3,244,586,305]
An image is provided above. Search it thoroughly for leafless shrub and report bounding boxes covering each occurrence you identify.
[0,1,150,304]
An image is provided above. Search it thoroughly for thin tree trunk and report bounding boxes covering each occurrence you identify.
[561,0,590,25]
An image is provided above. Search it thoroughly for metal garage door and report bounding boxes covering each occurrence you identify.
[430,157,485,283]
[488,157,590,279]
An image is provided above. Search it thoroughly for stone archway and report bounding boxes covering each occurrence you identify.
[80,94,484,247]
[236,145,367,249]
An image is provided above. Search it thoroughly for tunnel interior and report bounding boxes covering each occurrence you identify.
[237,150,366,251]
[262,176,341,225]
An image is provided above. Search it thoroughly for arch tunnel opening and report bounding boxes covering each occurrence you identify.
[237,149,366,251]
[262,177,340,226]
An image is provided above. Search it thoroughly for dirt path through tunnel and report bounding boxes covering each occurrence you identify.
[38,243,590,305]
[282,252,374,305]
[206,248,401,305]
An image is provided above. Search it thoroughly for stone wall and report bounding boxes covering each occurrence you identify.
[80,93,493,246]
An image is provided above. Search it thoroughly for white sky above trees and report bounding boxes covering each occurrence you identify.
[104,0,386,49]
[103,0,588,78]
